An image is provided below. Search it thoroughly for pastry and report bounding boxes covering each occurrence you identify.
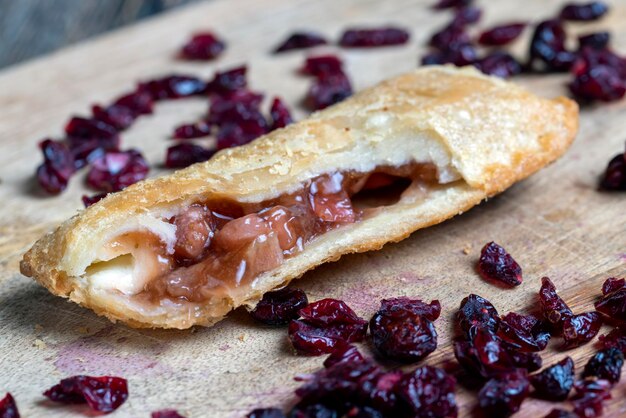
[20,66,579,329]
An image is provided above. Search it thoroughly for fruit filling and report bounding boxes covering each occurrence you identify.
[96,163,442,304]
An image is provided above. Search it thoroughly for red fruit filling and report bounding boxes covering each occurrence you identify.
[173,122,212,140]
[571,378,612,418]
[250,287,308,325]
[477,241,523,287]
[339,28,410,48]
[529,20,576,73]
[474,52,522,78]
[562,312,602,349]
[86,149,149,193]
[456,294,500,339]
[82,193,108,208]
[478,23,526,46]
[289,298,367,355]
[369,298,440,363]
[478,369,529,418]
[498,312,551,351]
[560,2,609,22]
[273,32,328,53]
[599,148,626,190]
[306,72,353,110]
[301,55,344,77]
[595,276,626,320]
[530,357,575,401]
[0,393,19,418]
[268,97,293,130]
[582,348,624,383]
[180,32,225,60]
[152,410,187,418]
[165,143,215,168]
[43,375,128,413]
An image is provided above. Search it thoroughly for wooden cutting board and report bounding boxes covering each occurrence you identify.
[0,0,624,416]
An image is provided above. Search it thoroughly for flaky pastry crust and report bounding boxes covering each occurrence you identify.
[20,66,578,329]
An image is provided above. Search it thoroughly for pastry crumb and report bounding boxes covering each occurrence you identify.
[34,339,47,349]
[462,244,472,255]
[238,333,248,342]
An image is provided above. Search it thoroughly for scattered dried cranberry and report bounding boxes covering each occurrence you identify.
[579,32,611,51]
[206,66,248,96]
[421,44,478,67]
[477,242,523,287]
[507,349,543,373]
[544,409,577,418]
[173,122,212,139]
[571,378,612,418]
[323,344,365,368]
[562,312,602,349]
[599,327,626,353]
[288,299,367,355]
[250,287,308,325]
[539,277,573,329]
[583,348,624,383]
[456,294,500,339]
[475,52,522,78]
[301,55,344,77]
[113,90,154,115]
[478,23,526,46]
[269,97,293,130]
[560,2,609,21]
[92,104,136,131]
[0,393,19,418]
[82,193,107,208]
[498,312,550,351]
[339,28,410,48]
[152,410,186,418]
[274,32,327,53]
[432,0,472,10]
[369,298,439,363]
[529,20,576,72]
[395,366,458,418]
[570,65,626,102]
[478,369,529,418]
[428,23,470,52]
[140,75,207,100]
[36,139,75,194]
[602,277,625,295]
[44,375,128,413]
[306,72,353,110]
[530,357,575,401]
[454,329,514,378]
[289,404,338,418]
[595,278,626,321]
[180,32,225,60]
[599,149,626,191]
[86,149,149,192]
[246,408,286,418]
[452,6,482,26]
[165,143,215,168]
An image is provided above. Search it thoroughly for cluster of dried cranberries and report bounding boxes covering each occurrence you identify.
[301,55,353,110]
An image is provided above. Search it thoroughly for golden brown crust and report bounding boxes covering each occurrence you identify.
[20,66,578,329]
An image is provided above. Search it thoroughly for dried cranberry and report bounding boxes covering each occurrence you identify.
[269,97,293,130]
[579,32,611,50]
[173,122,212,139]
[250,287,308,325]
[37,139,75,194]
[274,32,328,53]
[477,242,523,287]
[570,65,626,102]
[599,327,626,353]
[475,52,522,78]
[247,408,286,418]
[571,378,612,418]
[369,298,439,363]
[583,348,624,383]
[44,375,128,413]
[92,104,136,130]
[478,23,526,46]
[428,23,470,51]
[165,143,215,168]
[543,410,577,418]
[432,0,472,10]
[140,75,207,100]
[216,121,267,149]
[560,2,609,21]
[323,344,365,368]
[288,299,367,355]
[530,357,575,401]
[152,410,186,418]
[562,312,602,349]
[507,349,543,373]
[114,90,154,115]
[306,72,352,110]
[456,329,515,378]
[180,32,225,60]
[289,404,338,418]
[456,294,500,339]
[65,116,118,140]
[82,193,107,208]
[86,149,149,192]
[498,312,550,351]
[529,20,576,72]
[538,277,573,329]
[0,393,19,418]
[452,6,482,26]
[602,277,625,294]
[599,150,626,191]
[596,279,626,321]
[421,44,478,67]
[339,28,409,48]
[395,366,458,418]
[301,55,344,77]
[206,66,248,96]
[478,369,529,418]
[572,47,626,79]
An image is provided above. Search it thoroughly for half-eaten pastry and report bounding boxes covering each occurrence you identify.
[20,66,578,329]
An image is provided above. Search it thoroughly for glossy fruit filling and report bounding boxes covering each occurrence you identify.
[100,163,440,305]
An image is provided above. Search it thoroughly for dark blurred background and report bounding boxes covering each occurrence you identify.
[0,0,202,69]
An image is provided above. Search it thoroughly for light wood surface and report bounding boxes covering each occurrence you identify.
[0,0,625,417]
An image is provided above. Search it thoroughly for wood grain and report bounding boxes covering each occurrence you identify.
[0,0,625,417]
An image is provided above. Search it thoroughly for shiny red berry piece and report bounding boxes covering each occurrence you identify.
[560,2,609,21]
[152,410,186,418]
[269,97,293,130]
[457,294,500,339]
[478,23,526,46]
[173,122,212,139]
[37,139,75,194]
[306,72,353,110]
[274,32,327,53]
[82,193,107,208]
[432,0,472,10]
[579,32,611,50]
[165,143,215,168]
[180,32,225,60]
[0,393,19,418]
[599,327,626,353]
[250,288,308,325]
[478,369,529,418]
[538,277,573,329]
[246,408,286,418]
[571,378,612,418]
[395,366,458,418]
[86,149,149,192]
[44,375,128,413]
[339,28,410,48]
[301,55,344,77]
[543,409,577,418]
[530,357,575,401]
[477,242,523,286]
[498,312,550,351]
[475,52,522,78]
[562,312,602,349]
[583,348,624,383]
[599,150,626,191]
